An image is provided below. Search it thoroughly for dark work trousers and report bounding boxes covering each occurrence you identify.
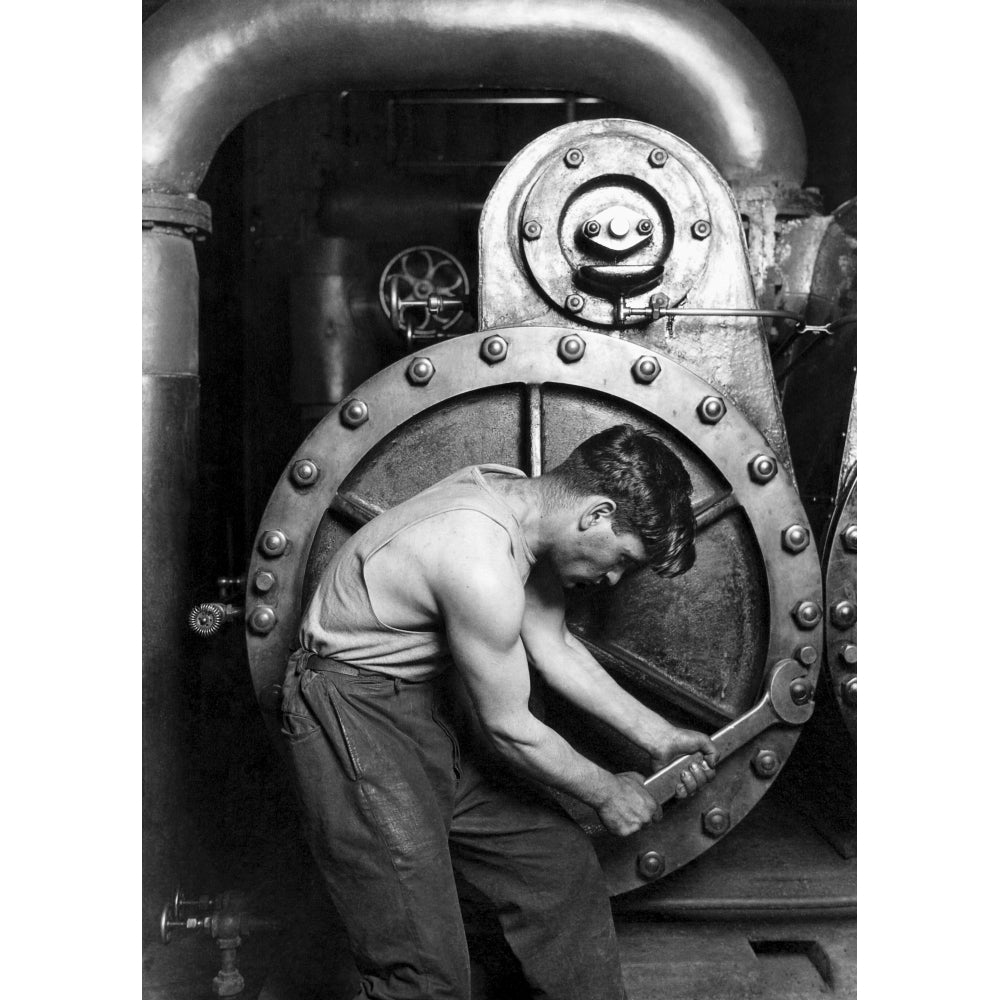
[281,648,625,1000]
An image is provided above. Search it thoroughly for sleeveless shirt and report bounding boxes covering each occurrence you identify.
[299,465,536,680]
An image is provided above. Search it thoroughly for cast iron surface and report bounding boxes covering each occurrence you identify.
[245,327,822,893]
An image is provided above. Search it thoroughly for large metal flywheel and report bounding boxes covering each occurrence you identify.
[246,327,823,894]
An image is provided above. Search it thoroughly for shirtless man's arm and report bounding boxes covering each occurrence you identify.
[432,514,661,836]
[520,562,717,799]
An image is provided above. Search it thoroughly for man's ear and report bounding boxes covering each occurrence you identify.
[579,498,616,531]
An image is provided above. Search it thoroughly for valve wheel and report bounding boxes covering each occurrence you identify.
[378,245,469,334]
[189,603,224,637]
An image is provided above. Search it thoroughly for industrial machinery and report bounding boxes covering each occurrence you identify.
[142,0,857,996]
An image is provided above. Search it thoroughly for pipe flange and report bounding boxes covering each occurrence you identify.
[142,192,213,241]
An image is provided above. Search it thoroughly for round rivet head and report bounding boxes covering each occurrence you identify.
[636,850,666,880]
[290,459,319,487]
[792,600,821,629]
[841,523,857,552]
[781,524,811,554]
[831,600,857,630]
[480,335,508,364]
[564,147,584,168]
[583,219,601,237]
[340,398,369,428]
[253,570,276,594]
[796,644,819,666]
[748,454,778,484]
[691,220,712,240]
[648,148,668,167]
[248,605,276,636]
[565,294,585,314]
[522,219,542,240]
[752,750,780,778]
[697,396,726,425]
[838,643,858,666]
[790,679,813,705]
[702,808,730,838]
[636,218,653,235]
[406,357,435,386]
[841,676,857,708]
[258,530,288,558]
[558,335,586,362]
[632,355,662,384]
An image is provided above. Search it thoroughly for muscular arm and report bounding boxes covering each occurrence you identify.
[431,514,659,835]
[520,563,717,789]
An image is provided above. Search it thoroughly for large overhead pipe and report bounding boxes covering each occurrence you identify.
[142,0,807,933]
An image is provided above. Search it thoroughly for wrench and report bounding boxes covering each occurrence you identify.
[583,658,814,837]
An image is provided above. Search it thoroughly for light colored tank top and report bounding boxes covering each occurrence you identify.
[299,465,536,680]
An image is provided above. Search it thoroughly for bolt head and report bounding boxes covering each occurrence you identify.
[636,850,666,880]
[748,454,778,484]
[636,218,653,235]
[691,219,712,240]
[522,219,542,240]
[564,147,584,168]
[839,643,858,665]
[782,524,811,554]
[792,600,821,629]
[841,523,858,552]
[480,335,508,364]
[583,219,601,237]
[790,679,813,705]
[258,530,288,558]
[340,398,369,428]
[796,644,819,666]
[253,570,276,594]
[648,148,668,167]
[290,459,319,487]
[248,605,276,636]
[406,357,435,386]
[697,396,726,425]
[841,676,858,708]
[558,335,586,363]
[632,355,662,384]
[702,807,731,838]
[565,294,585,314]
[831,599,857,630]
[752,749,780,778]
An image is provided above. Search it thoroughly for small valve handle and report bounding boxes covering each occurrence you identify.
[188,603,243,638]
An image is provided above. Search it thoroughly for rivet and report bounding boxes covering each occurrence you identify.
[790,679,813,705]
[637,218,653,235]
[697,396,726,425]
[796,644,819,666]
[248,605,277,636]
[636,850,666,880]
[558,335,586,362]
[290,459,319,487]
[792,600,821,629]
[582,219,601,237]
[608,216,630,238]
[565,294,585,314]
[648,148,668,168]
[838,643,858,666]
[830,600,857,630]
[258,530,288,558]
[522,219,542,241]
[480,335,509,364]
[748,454,778,484]
[702,807,730,838]
[691,220,712,240]
[841,523,857,552]
[632,355,662,384]
[406,357,435,386]
[253,570,276,594]
[340,398,369,428]
[781,524,810,554]
[752,750,780,778]
[841,676,857,708]
[564,148,585,168]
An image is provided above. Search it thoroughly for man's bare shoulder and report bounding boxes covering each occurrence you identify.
[413,508,519,573]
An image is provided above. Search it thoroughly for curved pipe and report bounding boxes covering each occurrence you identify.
[144,0,806,194]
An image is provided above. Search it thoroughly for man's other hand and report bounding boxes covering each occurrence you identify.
[597,772,663,836]
[650,726,718,800]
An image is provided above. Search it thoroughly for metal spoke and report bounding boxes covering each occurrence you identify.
[693,490,739,532]
[522,384,543,478]
[330,490,384,529]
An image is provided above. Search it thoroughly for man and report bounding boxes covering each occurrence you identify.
[282,424,717,1000]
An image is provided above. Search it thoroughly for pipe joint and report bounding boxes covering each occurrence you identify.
[142,192,212,242]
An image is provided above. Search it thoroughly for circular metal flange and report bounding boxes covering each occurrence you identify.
[823,466,857,741]
[245,327,823,895]
[142,192,213,240]
[518,132,711,327]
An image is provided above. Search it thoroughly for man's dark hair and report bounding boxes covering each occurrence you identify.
[549,424,696,578]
